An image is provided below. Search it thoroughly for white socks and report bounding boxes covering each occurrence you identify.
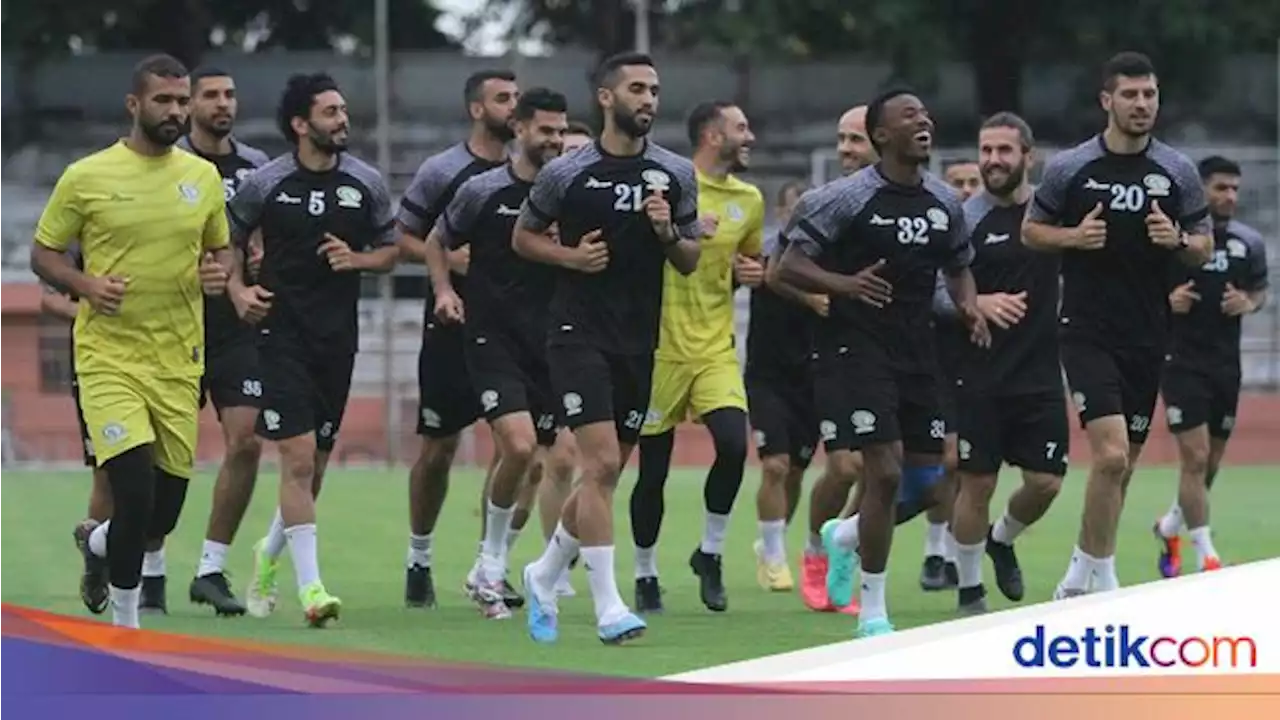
[991,512,1027,544]
[700,512,729,555]
[197,541,228,578]
[285,523,321,588]
[1158,501,1184,538]
[758,520,786,563]
[110,585,141,629]
[481,500,514,582]
[833,514,860,551]
[580,545,629,625]
[925,522,947,557]
[1061,545,1119,591]
[531,523,579,594]
[407,533,432,568]
[142,549,166,578]
[956,541,984,589]
[1093,555,1119,591]
[1188,526,1219,568]
[860,571,887,621]
[634,545,658,579]
[265,508,288,560]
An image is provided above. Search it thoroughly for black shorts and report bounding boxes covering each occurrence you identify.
[813,345,945,455]
[547,343,652,446]
[934,324,962,432]
[465,327,560,447]
[71,376,94,467]
[956,389,1069,477]
[256,334,355,452]
[1060,334,1162,445]
[1161,363,1241,439]
[201,341,262,416]
[746,369,818,469]
[417,321,481,438]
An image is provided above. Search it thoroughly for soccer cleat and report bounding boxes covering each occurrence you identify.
[299,582,342,627]
[820,519,857,610]
[522,564,558,644]
[598,612,647,645]
[856,616,895,638]
[245,539,279,618]
[1052,584,1089,601]
[985,531,1025,602]
[1153,521,1182,578]
[957,585,988,616]
[800,550,835,611]
[920,555,950,591]
[944,561,960,588]
[189,572,247,616]
[404,564,437,608]
[72,520,109,615]
[468,580,513,620]
[1202,557,1223,572]
[500,578,526,609]
[753,540,795,591]
[634,576,664,614]
[689,549,728,612]
[139,576,167,614]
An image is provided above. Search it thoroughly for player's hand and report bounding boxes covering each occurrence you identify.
[84,275,128,316]
[840,259,893,308]
[233,285,274,324]
[1073,202,1108,250]
[567,229,609,273]
[643,188,674,239]
[1168,280,1200,314]
[805,293,830,317]
[1146,200,1181,248]
[434,287,465,324]
[1220,282,1255,316]
[319,233,357,272]
[975,291,1028,330]
[960,303,993,348]
[699,212,720,239]
[733,254,765,287]
[199,252,230,295]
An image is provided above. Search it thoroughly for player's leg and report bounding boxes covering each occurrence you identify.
[920,381,960,591]
[630,359,691,613]
[1155,365,1210,577]
[748,377,797,592]
[686,361,751,613]
[190,348,263,615]
[536,427,579,596]
[75,379,114,522]
[952,392,1002,615]
[71,378,113,614]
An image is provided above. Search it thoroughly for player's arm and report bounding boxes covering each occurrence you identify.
[1167,164,1214,267]
[1021,162,1105,252]
[732,195,766,288]
[773,187,869,296]
[941,198,991,346]
[762,235,828,315]
[512,161,601,270]
[343,173,399,272]
[653,168,702,275]
[395,161,468,271]
[200,170,236,294]
[226,165,275,322]
[1225,234,1271,315]
[29,167,93,297]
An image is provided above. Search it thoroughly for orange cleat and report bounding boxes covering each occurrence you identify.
[801,551,835,611]
[1202,557,1223,572]
[1153,521,1182,578]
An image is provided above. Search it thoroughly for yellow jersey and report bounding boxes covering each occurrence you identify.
[655,169,765,362]
[35,140,229,379]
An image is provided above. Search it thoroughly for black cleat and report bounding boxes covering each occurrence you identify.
[944,561,960,588]
[72,520,109,615]
[501,578,525,609]
[405,565,437,608]
[920,555,949,591]
[189,572,247,616]
[957,584,989,616]
[986,530,1025,601]
[140,575,168,614]
[634,576,664,614]
[689,549,728,612]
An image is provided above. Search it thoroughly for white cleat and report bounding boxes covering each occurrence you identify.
[245,539,279,619]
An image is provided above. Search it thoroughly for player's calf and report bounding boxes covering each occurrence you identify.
[472,414,538,617]
[1057,416,1130,597]
[404,434,459,609]
[631,430,673,614]
[953,470,997,613]
[191,413,259,616]
[689,408,748,613]
[920,437,959,591]
[755,454,794,592]
[277,434,339,626]
[100,446,157,629]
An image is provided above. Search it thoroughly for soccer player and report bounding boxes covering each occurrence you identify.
[630,100,764,614]
[515,52,701,645]
[748,179,828,592]
[563,121,594,153]
[395,70,518,610]
[1021,52,1213,597]
[231,72,399,626]
[425,87,571,618]
[1154,156,1269,575]
[798,105,877,614]
[35,54,235,629]
[943,159,982,201]
[949,113,1067,615]
[176,67,272,616]
[776,88,989,637]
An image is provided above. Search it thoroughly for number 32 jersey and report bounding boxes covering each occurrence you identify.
[1026,135,1211,348]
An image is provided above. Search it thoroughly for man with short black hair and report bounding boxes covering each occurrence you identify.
[943,159,981,201]
[1022,52,1213,597]
[1154,155,1268,576]
[564,121,594,153]
[515,52,702,645]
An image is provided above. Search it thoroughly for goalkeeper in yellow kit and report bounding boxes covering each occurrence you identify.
[630,101,766,614]
[31,54,239,629]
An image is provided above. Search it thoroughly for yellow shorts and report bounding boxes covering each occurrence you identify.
[642,357,747,436]
[77,371,201,479]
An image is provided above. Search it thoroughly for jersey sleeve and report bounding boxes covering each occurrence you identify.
[201,165,231,251]
[932,271,957,316]
[519,155,576,233]
[1167,155,1213,237]
[227,163,274,250]
[367,171,396,247]
[785,173,874,259]
[1025,154,1076,225]
[739,191,766,256]
[1242,228,1270,292]
[34,166,85,252]
[397,158,454,237]
[938,187,974,273]
[435,175,489,250]
[670,159,702,241]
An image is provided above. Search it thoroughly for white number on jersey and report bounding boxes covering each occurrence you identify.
[222,177,237,201]
[613,183,644,213]
[1108,184,1146,213]
[308,190,326,216]
[1202,249,1229,273]
[896,216,929,245]
[1045,441,1058,459]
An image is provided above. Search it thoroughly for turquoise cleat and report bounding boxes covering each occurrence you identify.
[856,616,895,638]
[598,612,647,645]
[821,518,857,609]
[522,565,559,644]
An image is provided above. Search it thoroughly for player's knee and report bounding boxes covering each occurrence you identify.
[103,446,156,514]
[826,450,864,485]
[227,430,262,466]
[760,455,791,484]
[1178,441,1210,477]
[959,473,998,506]
[279,445,317,488]
[579,445,622,487]
[942,435,959,475]
[418,435,460,474]
[498,429,538,468]
[146,471,190,539]
[1092,440,1130,480]
[1024,472,1063,501]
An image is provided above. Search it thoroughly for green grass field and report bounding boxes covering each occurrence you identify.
[3,465,1277,677]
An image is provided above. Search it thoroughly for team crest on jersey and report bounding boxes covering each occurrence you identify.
[336,185,363,208]
[926,207,949,231]
[177,183,200,204]
[641,169,671,192]
[725,202,745,223]
[1227,238,1247,258]
[1143,173,1171,197]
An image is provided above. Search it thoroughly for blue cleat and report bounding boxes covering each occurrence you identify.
[522,564,558,644]
[821,519,857,609]
[598,612,647,645]
[856,616,895,638]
